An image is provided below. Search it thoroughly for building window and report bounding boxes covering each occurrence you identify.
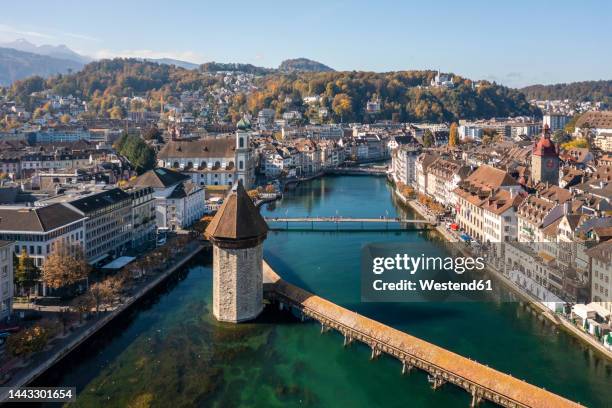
[239,161,244,170]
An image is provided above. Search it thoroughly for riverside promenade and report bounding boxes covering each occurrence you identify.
[262,262,583,408]
[0,242,206,402]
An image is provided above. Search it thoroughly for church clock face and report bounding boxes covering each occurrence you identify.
[545,158,555,169]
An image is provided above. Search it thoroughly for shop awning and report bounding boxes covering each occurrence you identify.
[450,223,459,231]
[460,233,471,242]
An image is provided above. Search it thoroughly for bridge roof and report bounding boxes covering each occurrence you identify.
[263,263,583,408]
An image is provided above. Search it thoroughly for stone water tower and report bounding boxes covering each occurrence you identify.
[204,180,268,322]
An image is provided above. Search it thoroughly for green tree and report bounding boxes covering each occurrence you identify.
[14,252,40,298]
[449,122,459,147]
[114,133,156,174]
[422,129,435,148]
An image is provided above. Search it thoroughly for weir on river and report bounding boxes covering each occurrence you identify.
[262,262,583,408]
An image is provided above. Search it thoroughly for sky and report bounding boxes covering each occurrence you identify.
[1,0,611,88]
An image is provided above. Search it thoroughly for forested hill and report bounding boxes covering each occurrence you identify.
[5,58,540,122]
[279,58,334,72]
[521,80,612,104]
[245,71,538,122]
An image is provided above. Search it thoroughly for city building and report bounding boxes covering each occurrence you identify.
[453,165,524,242]
[67,188,133,264]
[426,159,471,208]
[0,203,86,268]
[132,168,206,231]
[587,240,612,318]
[543,113,571,132]
[0,240,14,322]
[126,186,156,249]
[392,146,420,187]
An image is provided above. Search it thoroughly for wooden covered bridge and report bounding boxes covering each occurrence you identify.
[262,263,583,408]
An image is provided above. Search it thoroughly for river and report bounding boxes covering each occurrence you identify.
[36,176,611,408]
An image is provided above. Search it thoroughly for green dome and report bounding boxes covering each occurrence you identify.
[236,117,251,130]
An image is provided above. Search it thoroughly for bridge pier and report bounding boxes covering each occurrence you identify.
[370,345,382,360]
[430,375,446,390]
[320,322,330,334]
[343,333,354,347]
[401,361,413,375]
[470,391,482,407]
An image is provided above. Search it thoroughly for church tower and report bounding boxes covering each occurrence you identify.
[235,117,252,189]
[531,124,559,185]
[205,180,268,323]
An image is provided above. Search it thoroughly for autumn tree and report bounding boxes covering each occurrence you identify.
[108,106,124,120]
[331,93,352,122]
[89,280,115,315]
[42,242,91,291]
[6,325,51,356]
[449,122,459,147]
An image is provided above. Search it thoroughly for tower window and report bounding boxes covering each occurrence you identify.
[239,137,244,148]
[239,161,244,170]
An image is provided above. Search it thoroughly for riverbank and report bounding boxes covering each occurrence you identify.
[0,242,207,402]
[394,185,612,361]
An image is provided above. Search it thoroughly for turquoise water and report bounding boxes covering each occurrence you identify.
[38,176,611,408]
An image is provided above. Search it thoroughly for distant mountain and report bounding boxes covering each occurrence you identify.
[0,38,91,64]
[0,47,84,86]
[279,58,334,72]
[520,80,612,104]
[143,58,199,70]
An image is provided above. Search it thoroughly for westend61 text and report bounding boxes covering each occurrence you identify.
[372,279,493,292]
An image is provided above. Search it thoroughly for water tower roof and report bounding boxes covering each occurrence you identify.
[205,180,268,241]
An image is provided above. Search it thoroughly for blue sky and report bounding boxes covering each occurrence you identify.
[1,0,611,87]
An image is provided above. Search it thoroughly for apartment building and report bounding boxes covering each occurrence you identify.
[453,165,524,243]
[126,186,156,249]
[587,240,612,317]
[67,188,133,263]
[0,204,86,268]
[133,168,205,231]
[392,145,420,187]
[0,241,14,321]
[425,159,471,207]
[415,153,439,194]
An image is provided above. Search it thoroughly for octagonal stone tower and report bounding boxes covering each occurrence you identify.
[205,180,268,323]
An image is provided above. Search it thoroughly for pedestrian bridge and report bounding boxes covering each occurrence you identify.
[264,217,435,231]
[262,262,583,408]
